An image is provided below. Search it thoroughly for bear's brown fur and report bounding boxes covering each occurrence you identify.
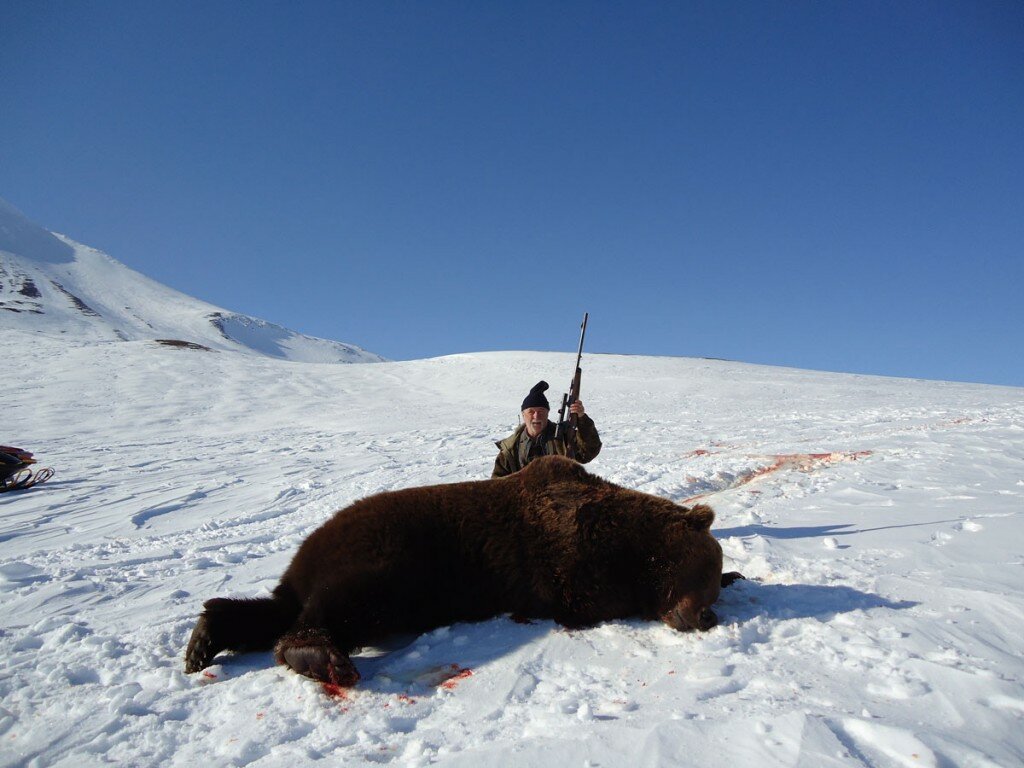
[185,455,740,687]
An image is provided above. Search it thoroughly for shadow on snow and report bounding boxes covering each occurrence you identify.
[718,579,918,626]
[207,617,556,696]
[715,517,963,541]
[205,581,915,695]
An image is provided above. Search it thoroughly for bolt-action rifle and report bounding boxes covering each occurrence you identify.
[554,312,589,460]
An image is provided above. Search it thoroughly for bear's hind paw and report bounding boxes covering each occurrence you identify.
[274,629,360,687]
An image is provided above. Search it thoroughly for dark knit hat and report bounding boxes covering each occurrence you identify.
[521,381,550,411]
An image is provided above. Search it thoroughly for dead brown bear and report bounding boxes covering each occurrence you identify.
[185,455,743,687]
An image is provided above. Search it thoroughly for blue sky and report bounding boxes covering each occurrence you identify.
[3,1,1022,385]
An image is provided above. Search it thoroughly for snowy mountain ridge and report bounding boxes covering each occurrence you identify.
[0,197,385,363]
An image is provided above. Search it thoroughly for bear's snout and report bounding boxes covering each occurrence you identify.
[697,607,717,631]
[664,601,718,632]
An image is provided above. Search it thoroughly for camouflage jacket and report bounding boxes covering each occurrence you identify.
[491,414,602,478]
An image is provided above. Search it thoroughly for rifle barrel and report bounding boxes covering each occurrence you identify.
[575,312,588,366]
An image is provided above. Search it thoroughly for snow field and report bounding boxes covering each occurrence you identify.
[2,335,1023,766]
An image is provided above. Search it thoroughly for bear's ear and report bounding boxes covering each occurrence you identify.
[681,503,715,531]
[520,455,590,485]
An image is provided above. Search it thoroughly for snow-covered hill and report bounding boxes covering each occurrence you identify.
[0,198,385,363]
[2,334,1023,767]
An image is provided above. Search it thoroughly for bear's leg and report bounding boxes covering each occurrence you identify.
[185,589,299,673]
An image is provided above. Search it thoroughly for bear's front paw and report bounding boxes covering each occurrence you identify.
[721,571,746,588]
[184,615,215,673]
[274,629,360,687]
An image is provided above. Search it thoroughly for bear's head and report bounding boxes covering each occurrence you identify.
[652,503,724,632]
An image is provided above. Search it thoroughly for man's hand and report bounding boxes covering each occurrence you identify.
[569,400,586,417]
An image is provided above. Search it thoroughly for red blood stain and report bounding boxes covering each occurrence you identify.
[439,665,474,690]
[318,659,360,699]
[322,683,350,699]
[398,694,417,705]
[683,449,711,458]
[256,712,264,720]
[683,450,873,504]
[202,671,217,679]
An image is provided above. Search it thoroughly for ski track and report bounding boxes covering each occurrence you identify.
[2,338,1024,767]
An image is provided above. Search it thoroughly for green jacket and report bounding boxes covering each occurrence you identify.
[491,414,602,478]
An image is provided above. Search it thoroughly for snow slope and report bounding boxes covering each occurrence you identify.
[0,198,384,364]
[2,333,1023,767]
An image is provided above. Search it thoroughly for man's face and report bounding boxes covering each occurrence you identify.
[522,407,550,438]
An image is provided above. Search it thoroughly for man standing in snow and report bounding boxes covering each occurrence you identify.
[491,381,602,478]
